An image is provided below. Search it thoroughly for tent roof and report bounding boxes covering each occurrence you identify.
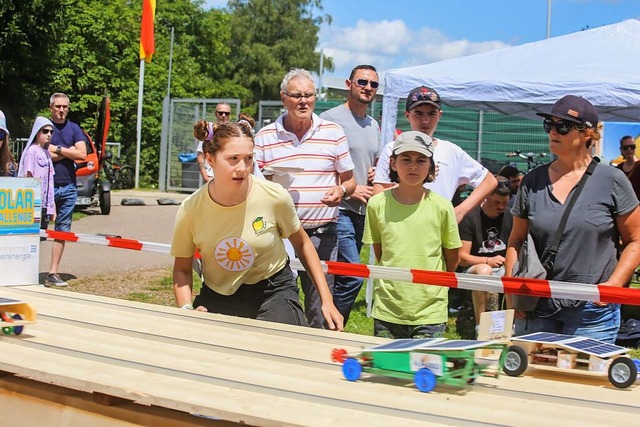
[381,19,640,143]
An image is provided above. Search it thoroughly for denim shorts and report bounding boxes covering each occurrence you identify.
[54,183,77,232]
[515,299,621,344]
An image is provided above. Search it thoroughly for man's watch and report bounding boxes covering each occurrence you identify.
[339,184,348,197]
[56,146,62,155]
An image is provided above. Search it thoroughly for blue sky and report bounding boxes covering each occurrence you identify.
[203,0,640,80]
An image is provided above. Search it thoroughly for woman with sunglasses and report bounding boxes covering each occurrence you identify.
[18,117,57,231]
[505,95,640,343]
[0,110,17,177]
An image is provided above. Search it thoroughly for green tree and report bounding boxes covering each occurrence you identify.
[0,0,64,135]
[227,0,333,108]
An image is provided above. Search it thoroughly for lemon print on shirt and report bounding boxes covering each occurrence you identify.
[214,237,255,272]
[252,216,266,234]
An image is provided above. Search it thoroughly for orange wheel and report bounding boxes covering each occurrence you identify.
[331,348,348,363]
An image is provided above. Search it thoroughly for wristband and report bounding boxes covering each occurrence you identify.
[180,304,194,310]
[56,145,62,155]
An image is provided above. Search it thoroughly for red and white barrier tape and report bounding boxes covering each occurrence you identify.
[41,229,640,306]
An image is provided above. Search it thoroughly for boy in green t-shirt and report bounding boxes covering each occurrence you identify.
[363,131,461,339]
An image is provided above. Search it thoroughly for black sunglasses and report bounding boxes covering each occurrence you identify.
[354,79,379,89]
[543,118,584,135]
[622,145,636,151]
[216,111,231,116]
[41,128,54,135]
[0,130,6,139]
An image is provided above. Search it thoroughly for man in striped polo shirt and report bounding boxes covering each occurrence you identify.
[255,68,356,328]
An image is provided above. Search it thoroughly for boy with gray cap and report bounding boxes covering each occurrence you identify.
[363,131,461,339]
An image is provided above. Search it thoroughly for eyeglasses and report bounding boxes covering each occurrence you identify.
[284,92,316,101]
[353,79,379,89]
[622,145,636,151]
[543,118,585,135]
[41,128,54,135]
[216,111,231,116]
[0,131,6,139]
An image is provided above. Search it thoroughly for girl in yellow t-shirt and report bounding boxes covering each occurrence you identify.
[171,120,343,331]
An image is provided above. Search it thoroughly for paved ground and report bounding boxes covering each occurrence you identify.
[38,189,190,283]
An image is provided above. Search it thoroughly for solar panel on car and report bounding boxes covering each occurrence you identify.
[561,340,628,357]
[418,340,496,350]
[514,332,577,343]
[366,338,445,352]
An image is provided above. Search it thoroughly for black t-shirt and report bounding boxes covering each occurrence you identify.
[459,206,512,257]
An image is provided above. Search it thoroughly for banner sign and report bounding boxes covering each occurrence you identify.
[0,178,41,285]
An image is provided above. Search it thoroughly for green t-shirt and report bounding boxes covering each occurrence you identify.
[363,189,461,325]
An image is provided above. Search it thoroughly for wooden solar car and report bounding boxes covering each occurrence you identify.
[332,338,508,392]
[502,332,638,389]
[0,297,36,336]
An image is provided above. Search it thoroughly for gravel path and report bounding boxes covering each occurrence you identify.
[38,189,189,283]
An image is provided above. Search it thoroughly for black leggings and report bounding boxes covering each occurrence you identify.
[194,264,308,327]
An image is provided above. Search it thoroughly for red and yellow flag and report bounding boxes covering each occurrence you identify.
[139,0,156,63]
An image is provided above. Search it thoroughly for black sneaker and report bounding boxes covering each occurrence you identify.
[45,273,68,287]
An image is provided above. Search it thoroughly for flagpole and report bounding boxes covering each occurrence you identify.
[135,59,145,189]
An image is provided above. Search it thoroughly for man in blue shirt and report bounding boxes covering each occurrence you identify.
[46,93,87,287]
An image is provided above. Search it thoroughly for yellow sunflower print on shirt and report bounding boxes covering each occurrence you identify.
[214,237,255,272]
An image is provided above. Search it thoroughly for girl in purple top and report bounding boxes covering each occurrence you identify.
[18,116,56,230]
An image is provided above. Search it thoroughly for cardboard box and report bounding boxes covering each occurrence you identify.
[557,351,577,369]
[588,355,607,373]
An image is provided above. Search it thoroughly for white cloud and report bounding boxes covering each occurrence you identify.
[320,19,511,75]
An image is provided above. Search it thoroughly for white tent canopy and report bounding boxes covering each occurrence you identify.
[382,19,640,144]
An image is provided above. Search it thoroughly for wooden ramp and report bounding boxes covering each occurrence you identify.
[0,286,638,426]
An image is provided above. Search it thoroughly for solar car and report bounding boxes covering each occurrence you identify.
[502,332,637,389]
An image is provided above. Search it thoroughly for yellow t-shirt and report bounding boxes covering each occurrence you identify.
[171,177,301,295]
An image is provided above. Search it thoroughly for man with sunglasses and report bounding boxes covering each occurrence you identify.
[373,86,497,223]
[46,93,88,287]
[196,103,233,183]
[458,176,513,335]
[616,135,640,201]
[319,65,382,325]
[255,68,355,329]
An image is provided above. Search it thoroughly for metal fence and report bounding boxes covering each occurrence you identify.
[160,98,241,192]
[158,97,550,191]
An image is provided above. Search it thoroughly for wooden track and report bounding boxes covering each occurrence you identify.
[0,286,638,426]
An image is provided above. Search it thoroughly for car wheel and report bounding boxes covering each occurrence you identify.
[501,345,528,377]
[608,357,637,389]
[100,190,111,215]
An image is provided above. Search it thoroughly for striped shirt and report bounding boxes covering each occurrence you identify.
[255,113,354,228]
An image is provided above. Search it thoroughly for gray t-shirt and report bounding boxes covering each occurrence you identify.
[512,162,637,284]
[320,104,381,215]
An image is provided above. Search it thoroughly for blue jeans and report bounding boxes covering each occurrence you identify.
[333,210,365,324]
[300,223,338,328]
[54,183,77,232]
[515,299,621,343]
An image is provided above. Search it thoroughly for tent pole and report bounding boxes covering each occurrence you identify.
[477,110,484,162]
